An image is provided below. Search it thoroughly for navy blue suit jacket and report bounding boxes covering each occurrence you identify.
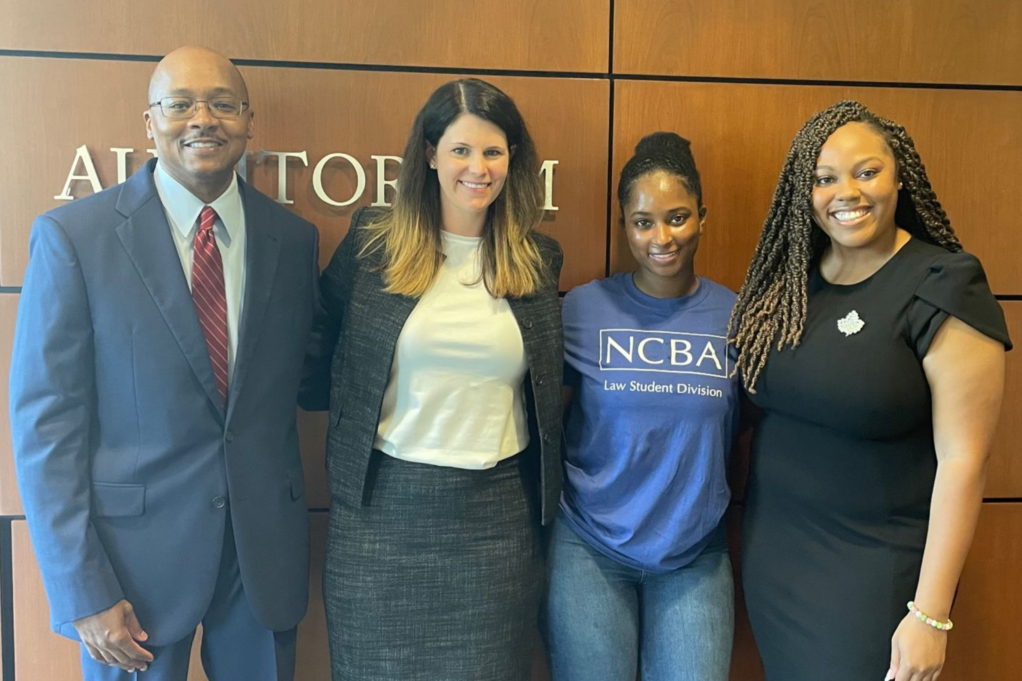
[9,159,317,644]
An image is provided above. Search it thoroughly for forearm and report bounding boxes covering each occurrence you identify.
[914,454,988,620]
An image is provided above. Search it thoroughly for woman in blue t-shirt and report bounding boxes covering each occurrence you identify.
[543,133,739,681]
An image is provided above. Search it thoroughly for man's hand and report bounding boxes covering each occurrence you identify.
[74,599,153,672]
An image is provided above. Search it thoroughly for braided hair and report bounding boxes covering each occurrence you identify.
[619,132,705,218]
[727,100,961,392]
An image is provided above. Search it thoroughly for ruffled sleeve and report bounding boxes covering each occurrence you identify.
[908,250,1013,359]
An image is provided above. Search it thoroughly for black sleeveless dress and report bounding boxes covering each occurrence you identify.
[742,238,1011,681]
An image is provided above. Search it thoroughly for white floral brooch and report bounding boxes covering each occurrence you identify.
[837,310,865,336]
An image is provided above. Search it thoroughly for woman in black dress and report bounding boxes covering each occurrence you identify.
[729,101,1011,681]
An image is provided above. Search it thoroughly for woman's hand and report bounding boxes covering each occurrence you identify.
[888,612,947,681]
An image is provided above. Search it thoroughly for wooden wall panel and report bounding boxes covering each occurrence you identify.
[295,513,330,681]
[0,58,153,288]
[187,629,207,680]
[299,412,330,510]
[0,0,609,73]
[0,295,20,515]
[0,58,609,291]
[11,520,80,681]
[942,503,1022,678]
[611,81,1022,294]
[986,303,1022,498]
[614,0,1022,85]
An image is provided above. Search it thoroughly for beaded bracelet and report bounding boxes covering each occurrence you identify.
[907,601,954,631]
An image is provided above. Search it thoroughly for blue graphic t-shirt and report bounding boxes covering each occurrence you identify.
[561,272,739,572]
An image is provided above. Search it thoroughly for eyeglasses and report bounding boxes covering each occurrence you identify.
[148,97,249,120]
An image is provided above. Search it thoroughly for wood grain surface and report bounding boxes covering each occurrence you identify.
[615,0,1022,85]
[611,81,1022,294]
[0,0,609,73]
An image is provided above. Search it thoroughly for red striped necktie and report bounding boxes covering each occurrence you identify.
[192,206,229,405]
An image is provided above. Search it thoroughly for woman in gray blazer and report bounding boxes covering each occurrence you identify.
[303,78,564,681]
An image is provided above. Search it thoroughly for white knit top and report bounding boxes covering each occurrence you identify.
[374,230,530,468]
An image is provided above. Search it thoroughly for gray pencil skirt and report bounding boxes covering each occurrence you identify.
[323,450,543,681]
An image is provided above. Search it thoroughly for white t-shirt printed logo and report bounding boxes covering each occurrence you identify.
[599,329,729,380]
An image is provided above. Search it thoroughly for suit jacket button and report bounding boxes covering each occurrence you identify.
[536,375,545,386]
[543,432,552,444]
[522,319,533,329]
[212,496,227,509]
[225,431,235,443]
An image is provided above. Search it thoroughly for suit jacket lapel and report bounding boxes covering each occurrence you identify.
[226,181,281,420]
[114,161,225,417]
[361,268,418,364]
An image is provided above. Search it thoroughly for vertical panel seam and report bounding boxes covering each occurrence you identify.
[1,517,15,681]
[605,0,616,277]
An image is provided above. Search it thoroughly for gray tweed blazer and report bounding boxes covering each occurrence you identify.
[301,207,564,524]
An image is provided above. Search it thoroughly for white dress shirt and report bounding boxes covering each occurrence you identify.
[374,230,530,469]
[154,162,247,382]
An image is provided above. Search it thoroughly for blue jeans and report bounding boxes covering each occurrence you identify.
[542,513,734,681]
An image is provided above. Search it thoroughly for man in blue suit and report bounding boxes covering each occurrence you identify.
[9,46,317,680]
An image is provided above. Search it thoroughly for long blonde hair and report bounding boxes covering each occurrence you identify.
[360,78,547,298]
